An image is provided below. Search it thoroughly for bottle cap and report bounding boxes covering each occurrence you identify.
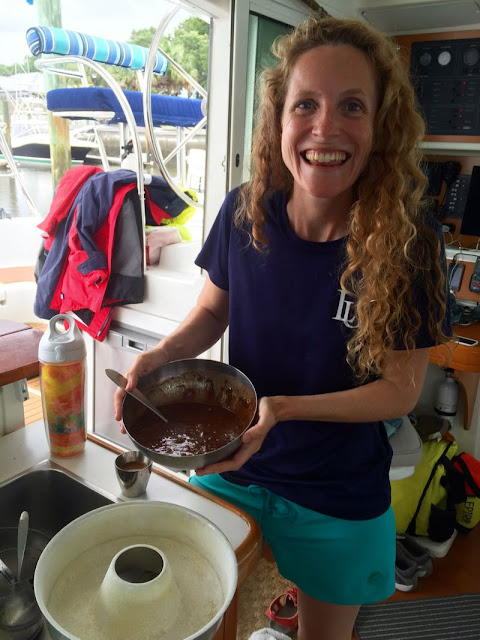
[39,314,86,363]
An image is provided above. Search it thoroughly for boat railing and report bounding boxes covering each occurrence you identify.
[34,53,147,258]
[141,5,206,210]
[27,14,207,211]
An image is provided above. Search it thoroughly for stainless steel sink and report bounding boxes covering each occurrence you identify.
[0,460,118,538]
[0,461,119,639]
[0,460,118,582]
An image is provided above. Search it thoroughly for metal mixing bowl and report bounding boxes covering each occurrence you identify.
[122,359,257,471]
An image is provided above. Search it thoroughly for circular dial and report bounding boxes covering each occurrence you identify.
[419,52,432,66]
[438,50,452,66]
[464,47,480,67]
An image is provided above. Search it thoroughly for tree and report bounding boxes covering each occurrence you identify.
[0,56,36,77]
[160,17,209,94]
[85,19,209,94]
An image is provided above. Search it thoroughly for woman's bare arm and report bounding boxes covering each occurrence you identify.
[114,276,228,421]
[271,347,430,424]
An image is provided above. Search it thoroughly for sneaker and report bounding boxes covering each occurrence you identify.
[396,535,433,578]
[395,544,419,592]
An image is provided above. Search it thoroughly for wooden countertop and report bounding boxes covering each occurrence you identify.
[429,324,480,373]
[0,319,43,386]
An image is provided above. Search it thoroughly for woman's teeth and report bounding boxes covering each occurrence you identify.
[305,151,347,164]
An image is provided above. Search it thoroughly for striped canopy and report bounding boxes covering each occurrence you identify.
[26,26,168,75]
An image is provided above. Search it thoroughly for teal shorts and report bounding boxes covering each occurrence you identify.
[190,473,395,606]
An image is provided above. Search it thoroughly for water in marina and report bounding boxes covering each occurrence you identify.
[0,164,53,218]
[0,158,205,243]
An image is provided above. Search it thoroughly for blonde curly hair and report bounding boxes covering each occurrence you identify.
[235,14,449,382]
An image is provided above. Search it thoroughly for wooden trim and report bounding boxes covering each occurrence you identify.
[396,29,480,49]
[213,592,239,640]
[0,266,36,284]
[0,324,43,386]
[429,324,480,372]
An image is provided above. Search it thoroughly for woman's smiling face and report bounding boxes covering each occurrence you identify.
[281,44,378,208]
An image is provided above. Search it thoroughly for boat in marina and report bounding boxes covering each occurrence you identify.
[0,74,99,166]
[8,123,97,166]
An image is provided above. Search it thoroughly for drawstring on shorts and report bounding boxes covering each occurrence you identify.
[247,485,297,528]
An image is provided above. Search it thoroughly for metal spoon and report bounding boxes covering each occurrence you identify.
[17,512,28,582]
[0,511,44,638]
[0,558,15,584]
[105,369,168,423]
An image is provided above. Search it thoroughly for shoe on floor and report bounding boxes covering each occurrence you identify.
[396,535,434,578]
[266,587,298,636]
[395,544,419,592]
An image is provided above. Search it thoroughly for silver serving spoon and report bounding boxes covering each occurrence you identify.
[17,511,29,583]
[0,511,43,637]
[105,369,168,423]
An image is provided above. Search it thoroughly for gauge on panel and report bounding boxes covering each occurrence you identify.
[464,47,480,66]
[418,52,432,66]
[438,50,452,66]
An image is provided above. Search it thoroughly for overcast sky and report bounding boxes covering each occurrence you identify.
[1,0,192,67]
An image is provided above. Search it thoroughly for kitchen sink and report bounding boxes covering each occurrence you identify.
[0,460,118,582]
[0,460,118,538]
[0,461,119,639]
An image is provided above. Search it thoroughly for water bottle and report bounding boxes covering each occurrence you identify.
[38,314,87,457]
[434,368,459,419]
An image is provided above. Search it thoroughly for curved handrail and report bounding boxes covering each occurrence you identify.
[143,7,204,209]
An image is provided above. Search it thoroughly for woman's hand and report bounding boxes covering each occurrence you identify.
[195,396,278,476]
[113,346,169,432]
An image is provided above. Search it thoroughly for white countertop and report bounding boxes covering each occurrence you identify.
[0,421,250,552]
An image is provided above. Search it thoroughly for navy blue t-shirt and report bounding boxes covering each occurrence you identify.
[195,187,448,520]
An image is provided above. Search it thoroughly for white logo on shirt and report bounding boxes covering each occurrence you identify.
[332,289,358,328]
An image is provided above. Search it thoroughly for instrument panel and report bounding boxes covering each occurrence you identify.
[411,38,480,135]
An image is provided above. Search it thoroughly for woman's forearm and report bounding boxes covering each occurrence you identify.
[155,303,228,362]
[271,347,431,424]
[153,276,229,363]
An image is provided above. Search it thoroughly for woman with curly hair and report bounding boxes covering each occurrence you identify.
[115,13,451,640]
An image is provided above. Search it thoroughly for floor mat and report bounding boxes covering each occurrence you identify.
[354,594,480,640]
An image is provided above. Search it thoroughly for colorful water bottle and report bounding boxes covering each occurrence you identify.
[38,314,87,457]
